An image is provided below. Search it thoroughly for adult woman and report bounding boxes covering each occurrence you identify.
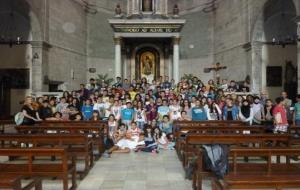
[21,96,42,125]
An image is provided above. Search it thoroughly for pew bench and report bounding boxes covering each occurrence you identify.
[0,175,42,190]
[15,124,106,159]
[212,148,300,190]
[175,125,266,159]
[0,148,76,190]
[181,134,291,190]
[0,134,93,179]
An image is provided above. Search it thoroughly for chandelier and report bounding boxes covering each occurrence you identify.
[0,3,30,47]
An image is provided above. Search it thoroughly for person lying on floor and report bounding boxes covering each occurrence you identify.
[105,122,145,155]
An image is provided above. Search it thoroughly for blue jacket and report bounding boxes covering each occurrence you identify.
[223,106,239,120]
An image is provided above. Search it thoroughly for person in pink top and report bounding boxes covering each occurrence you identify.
[273,97,288,133]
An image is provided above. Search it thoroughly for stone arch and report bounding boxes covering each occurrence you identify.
[250,0,298,97]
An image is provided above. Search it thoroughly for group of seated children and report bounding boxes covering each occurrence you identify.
[104,115,175,157]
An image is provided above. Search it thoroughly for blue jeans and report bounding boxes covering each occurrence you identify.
[136,121,145,130]
[296,120,300,126]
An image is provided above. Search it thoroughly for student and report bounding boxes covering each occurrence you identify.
[179,111,192,121]
[239,100,254,125]
[273,97,288,133]
[154,127,175,150]
[159,115,173,135]
[107,122,144,154]
[208,102,222,120]
[81,99,93,120]
[136,125,158,153]
[191,100,208,121]
[39,100,53,120]
[264,99,274,132]
[93,96,106,118]
[252,96,265,125]
[121,102,135,128]
[91,110,101,121]
[293,95,300,126]
[108,114,118,139]
[21,96,42,125]
[169,99,181,121]
[157,99,170,122]
[223,98,239,120]
[134,101,147,130]
[46,112,63,121]
[110,100,121,121]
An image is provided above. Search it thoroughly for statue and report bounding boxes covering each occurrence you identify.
[142,56,153,76]
[115,4,122,17]
[142,0,152,12]
[173,4,179,17]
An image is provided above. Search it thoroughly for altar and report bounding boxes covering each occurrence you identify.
[108,0,185,82]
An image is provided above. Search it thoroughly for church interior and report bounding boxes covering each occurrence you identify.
[1,0,300,190]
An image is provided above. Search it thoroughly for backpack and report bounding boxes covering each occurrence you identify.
[203,144,229,179]
[14,112,24,126]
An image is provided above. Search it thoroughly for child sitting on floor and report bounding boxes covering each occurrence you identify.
[153,127,175,150]
[135,125,158,153]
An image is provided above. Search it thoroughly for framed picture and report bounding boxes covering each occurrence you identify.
[266,66,282,87]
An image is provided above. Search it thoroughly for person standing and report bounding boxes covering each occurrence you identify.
[293,95,300,126]
[273,97,289,133]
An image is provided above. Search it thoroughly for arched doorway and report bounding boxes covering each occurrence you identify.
[251,0,298,100]
[135,47,160,81]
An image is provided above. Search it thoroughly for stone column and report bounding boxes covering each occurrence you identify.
[173,37,180,83]
[114,37,122,78]
[31,41,48,92]
[251,42,263,94]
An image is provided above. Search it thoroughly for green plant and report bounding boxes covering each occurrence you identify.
[96,74,114,86]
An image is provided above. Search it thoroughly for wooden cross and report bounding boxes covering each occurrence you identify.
[204,62,227,83]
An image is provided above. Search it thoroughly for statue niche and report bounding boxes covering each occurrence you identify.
[142,0,152,12]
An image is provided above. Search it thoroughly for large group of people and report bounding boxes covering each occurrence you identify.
[20,76,299,156]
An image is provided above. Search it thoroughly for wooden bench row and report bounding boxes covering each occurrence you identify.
[173,121,300,190]
[0,148,76,190]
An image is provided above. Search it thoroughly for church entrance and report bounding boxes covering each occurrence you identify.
[135,47,160,82]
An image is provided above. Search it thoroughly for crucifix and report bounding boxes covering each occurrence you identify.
[204,62,227,84]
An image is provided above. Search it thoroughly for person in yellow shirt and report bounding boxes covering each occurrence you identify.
[128,85,137,101]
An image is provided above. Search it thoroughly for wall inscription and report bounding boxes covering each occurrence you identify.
[114,25,181,33]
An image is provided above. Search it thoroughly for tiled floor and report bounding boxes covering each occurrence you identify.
[17,150,209,190]
[76,150,207,190]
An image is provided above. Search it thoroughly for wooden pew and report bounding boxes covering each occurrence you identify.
[183,134,290,168]
[15,124,106,159]
[173,120,245,134]
[175,125,266,159]
[0,175,42,190]
[0,134,93,179]
[212,148,300,190]
[0,148,76,190]
[0,120,15,134]
[186,134,291,190]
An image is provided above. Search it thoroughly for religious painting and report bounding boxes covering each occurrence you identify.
[140,51,155,82]
[135,47,160,81]
[266,66,282,87]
